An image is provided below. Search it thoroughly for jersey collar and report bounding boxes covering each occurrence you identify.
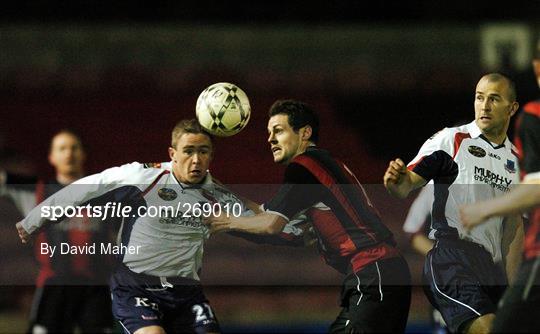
[466,120,508,149]
[166,162,215,191]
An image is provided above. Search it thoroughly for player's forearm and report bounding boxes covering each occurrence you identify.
[388,172,424,199]
[241,196,263,214]
[229,213,287,235]
[482,180,540,219]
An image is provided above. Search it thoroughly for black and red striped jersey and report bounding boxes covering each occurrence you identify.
[514,100,540,260]
[263,147,398,274]
[34,180,114,286]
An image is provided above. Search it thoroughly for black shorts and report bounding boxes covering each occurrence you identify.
[29,284,113,334]
[110,264,219,334]
[329,256,412,333]
[423,238,507,333]
[492,257,540,333]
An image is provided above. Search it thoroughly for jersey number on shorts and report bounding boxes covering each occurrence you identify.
[192,303,215,324]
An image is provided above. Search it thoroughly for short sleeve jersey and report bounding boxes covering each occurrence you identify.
[408,121,520,264]
[264,147,395,273]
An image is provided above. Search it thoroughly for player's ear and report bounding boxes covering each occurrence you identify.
[301,125,312,141]
[168,147,176,162]
[509,101,519,116]
[48,153,55,166]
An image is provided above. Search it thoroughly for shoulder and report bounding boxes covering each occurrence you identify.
[432,123,471,141]
[98,162,168,183]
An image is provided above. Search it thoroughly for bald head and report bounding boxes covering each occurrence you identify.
[478,73,517,102]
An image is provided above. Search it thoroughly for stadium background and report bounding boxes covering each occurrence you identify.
[1,1,539,333]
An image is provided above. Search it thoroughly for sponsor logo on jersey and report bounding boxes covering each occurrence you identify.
[474,166,512,192]
[468,145,486,157]
[504,159,516,173]
[158,187,178,201]
[488,152,501,160]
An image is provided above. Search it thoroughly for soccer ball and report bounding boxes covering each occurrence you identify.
[195,82,251,137]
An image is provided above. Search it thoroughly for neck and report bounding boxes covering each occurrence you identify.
[482,123,509,146]
[286,142,316,165]
[56,172,83,185]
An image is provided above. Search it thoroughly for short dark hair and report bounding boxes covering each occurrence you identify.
[481,72,517,102]
[50,129,84,152]
[171,119,213,148]
[268,99,319,143]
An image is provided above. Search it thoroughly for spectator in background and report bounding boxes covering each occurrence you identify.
[1,130,114,334]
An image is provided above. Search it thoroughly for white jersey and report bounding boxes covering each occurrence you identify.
[402,185,433,235]
[408,121,520,263]
[20,162,249,280]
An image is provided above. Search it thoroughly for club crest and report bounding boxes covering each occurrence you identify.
[504,159,516,173]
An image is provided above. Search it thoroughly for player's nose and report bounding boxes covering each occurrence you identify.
[267,133,277,144]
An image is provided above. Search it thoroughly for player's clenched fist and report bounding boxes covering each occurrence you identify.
[383,158,407,186]
[383,158,424,199]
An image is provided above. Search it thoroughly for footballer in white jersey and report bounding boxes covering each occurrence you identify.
[384,74,523,333]
[407,120,519,264]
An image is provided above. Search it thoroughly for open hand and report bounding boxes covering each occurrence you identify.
[459,204,488,232]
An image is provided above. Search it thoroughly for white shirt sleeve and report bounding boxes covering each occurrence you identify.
[20,162,148,234]
[408,127,455,167]
[402,186,433,234]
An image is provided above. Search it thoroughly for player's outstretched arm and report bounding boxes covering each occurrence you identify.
[383,158,426,199]
[207,212,288,235]
[460,178,540,231]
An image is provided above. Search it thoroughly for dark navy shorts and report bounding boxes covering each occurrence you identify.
[423,238,507,333]
[110,264,220,334]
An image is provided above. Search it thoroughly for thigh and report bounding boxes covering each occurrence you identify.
[343,258,412,333]
[164,287,220,334]
[423,248,498,333]
[110,275,164,333]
